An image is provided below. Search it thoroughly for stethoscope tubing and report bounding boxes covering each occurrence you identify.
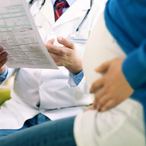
[29,0,46,6]
[76,0,93,31]
[29,0,93,32]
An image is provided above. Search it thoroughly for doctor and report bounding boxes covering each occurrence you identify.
[0,0,105,138]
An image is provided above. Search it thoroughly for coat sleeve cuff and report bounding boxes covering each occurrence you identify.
[69,70,84,86]
[0,66,8,84]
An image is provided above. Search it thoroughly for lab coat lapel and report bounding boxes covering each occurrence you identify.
[53,0,91,28]
[41,0,55,26]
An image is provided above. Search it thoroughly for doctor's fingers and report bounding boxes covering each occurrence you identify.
[57,37,75,50]
[46,44,65,55]
[46,38,55,45]
[48,52,65,66]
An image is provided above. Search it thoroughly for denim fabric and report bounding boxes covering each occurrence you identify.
[0,116,76,146]
[0,114,51,138]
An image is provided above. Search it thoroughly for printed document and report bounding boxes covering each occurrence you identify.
[0,0,58,69]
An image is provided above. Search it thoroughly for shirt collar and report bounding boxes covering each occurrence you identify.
[52,0,76,7]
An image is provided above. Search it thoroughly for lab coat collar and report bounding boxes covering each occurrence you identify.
[41,0,91,27]
[41,0,55,26]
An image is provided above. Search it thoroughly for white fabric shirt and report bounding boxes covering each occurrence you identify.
[74,12,145,146]
[0,0,105,129]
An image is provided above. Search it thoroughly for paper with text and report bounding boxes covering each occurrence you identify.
[0,0,58,69]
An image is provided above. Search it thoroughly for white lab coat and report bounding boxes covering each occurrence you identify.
[0,0,105,129]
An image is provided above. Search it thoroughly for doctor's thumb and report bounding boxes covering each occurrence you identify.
[46,38,55,45]
[57,37,75,49]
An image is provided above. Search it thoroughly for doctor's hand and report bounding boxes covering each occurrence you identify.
[90,58,134,112]
[0,47,7,74]
[45,37,82,74]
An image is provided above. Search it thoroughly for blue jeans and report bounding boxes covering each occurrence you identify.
[0,113,51,138]
[0,114,76,146]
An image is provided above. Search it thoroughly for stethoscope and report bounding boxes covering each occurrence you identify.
[29,0,93,38]
[29,0,46,18]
